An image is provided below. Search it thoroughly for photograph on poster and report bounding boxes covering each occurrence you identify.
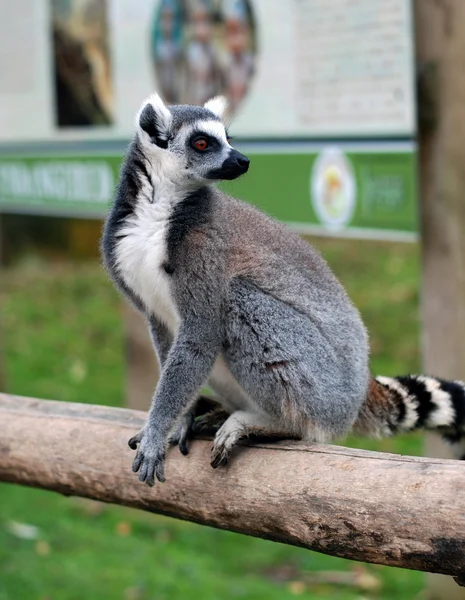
[50,0,113,127]
[151,0,256,115]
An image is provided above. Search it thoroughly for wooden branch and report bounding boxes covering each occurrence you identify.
[1,394,465,579]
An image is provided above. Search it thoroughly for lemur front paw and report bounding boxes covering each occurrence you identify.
[129,429,165,486]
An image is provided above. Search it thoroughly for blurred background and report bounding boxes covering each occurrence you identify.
[0,0,463,599]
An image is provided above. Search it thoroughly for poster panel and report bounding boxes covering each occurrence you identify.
[0,0,417,239]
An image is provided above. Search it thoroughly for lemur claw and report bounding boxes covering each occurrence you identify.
[210,441,231,468]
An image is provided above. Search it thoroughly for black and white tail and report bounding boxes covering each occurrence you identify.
[354,375,465,458]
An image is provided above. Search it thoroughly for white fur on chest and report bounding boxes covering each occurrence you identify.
[115,197,180,333]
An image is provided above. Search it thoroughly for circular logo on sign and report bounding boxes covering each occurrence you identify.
[311,148,356,230]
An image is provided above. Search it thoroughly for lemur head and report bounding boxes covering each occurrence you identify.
[136,93,250,185]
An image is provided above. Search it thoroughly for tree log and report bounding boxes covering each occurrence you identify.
[1,393,465,579]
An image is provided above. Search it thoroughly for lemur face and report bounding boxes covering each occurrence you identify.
[136,94,249,184]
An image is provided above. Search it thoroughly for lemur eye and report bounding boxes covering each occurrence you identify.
[193,138,209,151]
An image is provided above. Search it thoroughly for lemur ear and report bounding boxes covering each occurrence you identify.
[204,96,228,120]
[136,93,172,148]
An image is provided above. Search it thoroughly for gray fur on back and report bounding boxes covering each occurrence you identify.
[206,191,369,439]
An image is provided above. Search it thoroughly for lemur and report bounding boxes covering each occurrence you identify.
[101,93,465,487]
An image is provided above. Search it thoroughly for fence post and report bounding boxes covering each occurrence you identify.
[0,214,6,392]
[123,303,159,411]
[415,1,465,598]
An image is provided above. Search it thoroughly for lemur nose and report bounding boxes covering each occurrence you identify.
[236,155,250,168]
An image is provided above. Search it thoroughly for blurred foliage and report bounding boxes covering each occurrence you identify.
[0,238,424,599]
[1,215,102,264]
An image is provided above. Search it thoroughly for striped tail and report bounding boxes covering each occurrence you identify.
[354,375,465,458]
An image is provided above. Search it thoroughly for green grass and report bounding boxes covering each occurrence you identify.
[0,239,425,599]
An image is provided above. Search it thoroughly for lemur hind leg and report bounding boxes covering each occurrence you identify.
[222,279,368,445]
[211,411,295,468]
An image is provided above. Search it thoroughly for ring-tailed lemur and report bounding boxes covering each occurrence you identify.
[101,93,465,486]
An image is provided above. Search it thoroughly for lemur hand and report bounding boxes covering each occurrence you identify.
[129,427,166,486]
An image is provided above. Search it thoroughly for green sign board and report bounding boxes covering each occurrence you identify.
[0,142,417,241]
[0,151,121,219]
[225,143,417,241]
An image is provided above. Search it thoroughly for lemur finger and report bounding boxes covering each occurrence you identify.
[128,430,144,450]
[169,424,191,454]
[155,461,166,483]
[178,434,189,456]
[145,474,155,487]
[138,461,149,484]
[128,437,139,450]
[132,451,143,473]
[143,462,156,487]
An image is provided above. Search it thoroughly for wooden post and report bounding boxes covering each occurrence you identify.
[415,1,465,597]
[123,303,159,411]
[0,214,6,392]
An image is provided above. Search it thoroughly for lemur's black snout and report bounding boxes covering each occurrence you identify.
[233,152,250,170]
[206,149,250,181]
